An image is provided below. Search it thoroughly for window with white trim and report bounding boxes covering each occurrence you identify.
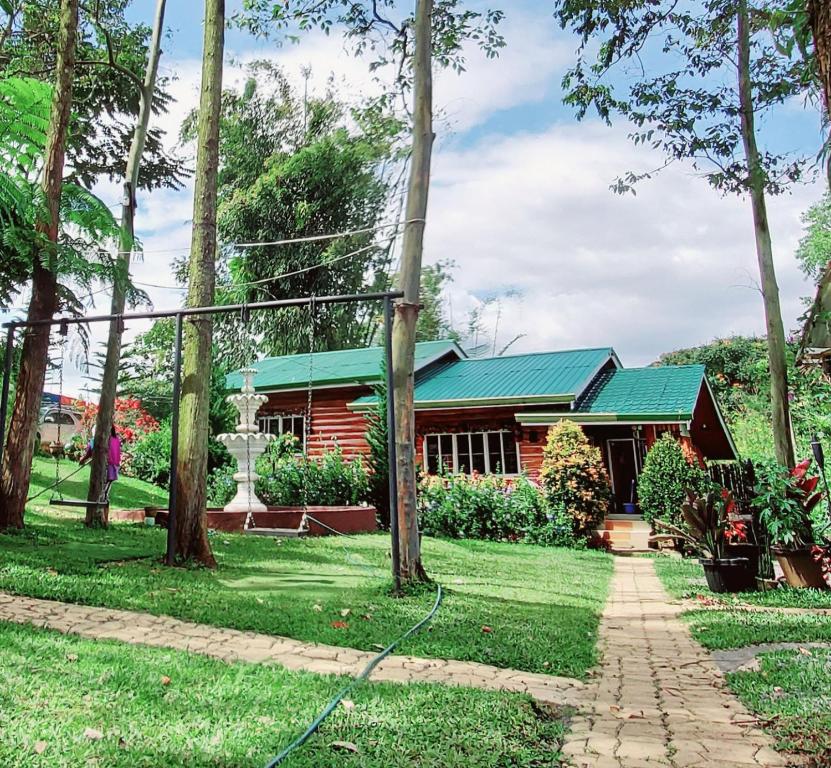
[257,414,306,448]
[424,431,520,476]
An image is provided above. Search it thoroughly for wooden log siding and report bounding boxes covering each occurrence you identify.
[260,386,373,460]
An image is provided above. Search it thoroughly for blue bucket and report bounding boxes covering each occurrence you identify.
[622,502,637,515]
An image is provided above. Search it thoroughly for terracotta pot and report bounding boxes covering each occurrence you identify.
[772,548,828,590]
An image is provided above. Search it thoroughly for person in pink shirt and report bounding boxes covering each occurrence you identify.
[79,426,122,501]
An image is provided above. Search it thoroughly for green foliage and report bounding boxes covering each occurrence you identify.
[128,420,173,489]
[659,336,831,462]
[0,1,187,191]
[538,420,612,538]
[207,438,370,508]
[364,364,390,528]
[555,0,812,196]
[796,191,831,283]
[416,260,459,342]
[752,459,829,549]
[417,472,578,546]
[638,433,709,527]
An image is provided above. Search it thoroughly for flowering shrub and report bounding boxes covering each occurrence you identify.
[70,397,160,476]
[417,471,579,546]
[638,432,709,527]
[538,421,612,538]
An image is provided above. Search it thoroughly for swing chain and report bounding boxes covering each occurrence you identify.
[53,325,68,500]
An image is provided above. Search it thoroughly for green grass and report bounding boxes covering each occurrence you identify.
[0,621,568,768]
[28,457,168,510]
[653,555,831,649]
[729,648,831,766]
[0,511,612,678]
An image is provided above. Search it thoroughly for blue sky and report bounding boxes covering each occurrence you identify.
[49,0,829,397]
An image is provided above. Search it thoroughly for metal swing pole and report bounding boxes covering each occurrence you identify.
[383,296,401,592]
[0,325,15,469]
[165,312,184,566]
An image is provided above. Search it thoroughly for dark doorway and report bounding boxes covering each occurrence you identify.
[607,438,639,513]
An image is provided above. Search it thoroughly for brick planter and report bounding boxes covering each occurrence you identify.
[151,506,377,536]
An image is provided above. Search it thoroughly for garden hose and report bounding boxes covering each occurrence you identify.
[263,582,443,767]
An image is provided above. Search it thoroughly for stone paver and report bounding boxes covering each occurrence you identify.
[561,558,789,768]
[0,591,582,706]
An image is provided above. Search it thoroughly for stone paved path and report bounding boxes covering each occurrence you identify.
[0,592,582,706]
[712,642,831,674]
[562,558,789,768]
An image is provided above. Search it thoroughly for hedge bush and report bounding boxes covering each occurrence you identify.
[638,432,709,527]
[417,472,581,547]
[538,420,612,538]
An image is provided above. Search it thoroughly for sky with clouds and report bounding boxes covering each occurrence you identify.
[32,0,828,397]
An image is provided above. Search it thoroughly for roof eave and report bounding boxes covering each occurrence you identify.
[515,411,692,425]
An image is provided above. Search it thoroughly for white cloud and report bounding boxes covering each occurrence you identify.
[426,122,821,366]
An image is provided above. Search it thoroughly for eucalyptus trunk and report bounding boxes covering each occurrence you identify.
[0,0,78,529]
[809,0,831,123]
[737,0,795,469]
[171,0,223,566]
[391,0,433,582]
[86,0,167,527]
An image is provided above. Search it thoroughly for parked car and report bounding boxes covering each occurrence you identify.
[37,407,83,451]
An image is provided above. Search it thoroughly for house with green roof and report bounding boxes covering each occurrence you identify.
[232,340,736,517]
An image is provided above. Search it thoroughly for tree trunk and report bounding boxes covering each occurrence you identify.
[737,0,795,469]
[0,0,78,529]
[809,0,831,122]
[171,0,223,567]
[87,0,167,527]
[391,0,433,583]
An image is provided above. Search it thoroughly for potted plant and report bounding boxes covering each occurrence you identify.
[655,489,754,592]
[753,459,828,590]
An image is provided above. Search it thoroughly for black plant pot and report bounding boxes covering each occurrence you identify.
[699,557,754,593]
[724,543,760,580]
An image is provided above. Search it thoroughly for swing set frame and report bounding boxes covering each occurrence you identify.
[0,290,404,589]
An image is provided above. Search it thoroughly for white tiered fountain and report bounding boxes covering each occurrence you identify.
[217,367,275,521]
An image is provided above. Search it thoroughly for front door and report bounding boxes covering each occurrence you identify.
[607,439,639,513]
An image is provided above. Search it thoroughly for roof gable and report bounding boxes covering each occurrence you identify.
[575,365,706,419]
[226,339,464,392]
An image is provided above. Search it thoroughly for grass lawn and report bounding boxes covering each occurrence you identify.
[0,621,568,767]
[0,510,612,678]
[653,555,831,649]
[729,648,831,767]
[28,457,168,510]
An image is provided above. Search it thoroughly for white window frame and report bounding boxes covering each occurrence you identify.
[257,413,307,450]
[422,430,520,477]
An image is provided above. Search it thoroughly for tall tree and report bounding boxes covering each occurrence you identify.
[86,0,168,527]
[809,0,830,122]
[236,0,504,583]
[0,0,79,529]
[392,0,433,581]
[555,0,813,469]
[171,0,224,566]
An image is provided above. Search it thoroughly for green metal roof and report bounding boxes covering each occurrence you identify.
[573,365,706,419]
[226,339,462,392]
[352,347,615,409]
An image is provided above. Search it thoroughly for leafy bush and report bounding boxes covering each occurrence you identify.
[207,436,370,508]
[129,420,231,490]
[538,420,612,538]
[128,421,173,488]
[418,471,566,544]
[638,432,709,527]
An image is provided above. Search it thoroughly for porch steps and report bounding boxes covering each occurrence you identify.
[595,515,652,551]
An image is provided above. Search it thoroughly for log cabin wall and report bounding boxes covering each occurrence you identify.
[261,386,373,460]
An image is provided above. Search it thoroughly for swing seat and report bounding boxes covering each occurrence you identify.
[49,498,109,509]
[244,527,307,538]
